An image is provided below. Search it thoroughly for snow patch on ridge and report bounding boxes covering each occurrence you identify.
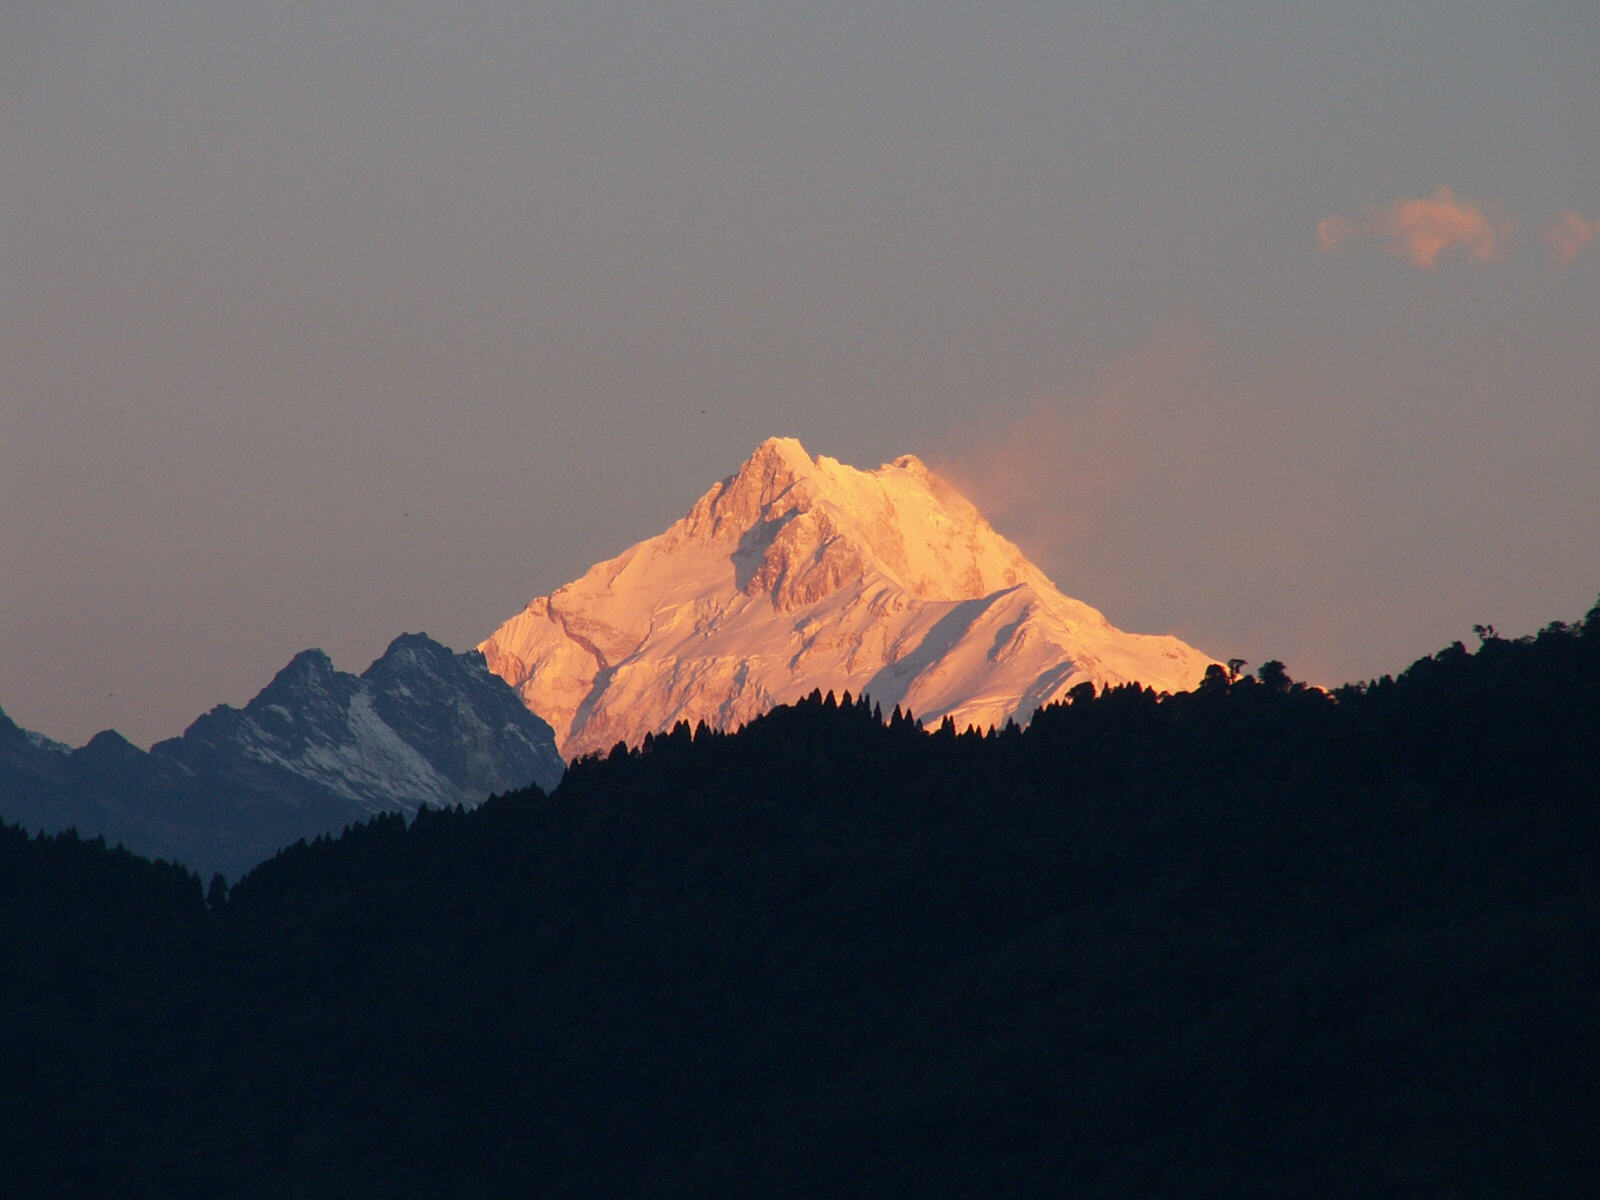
[237,688,458,813]
[24,728,71,756]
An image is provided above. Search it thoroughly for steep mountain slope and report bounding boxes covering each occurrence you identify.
[0,634,563,878]
[482,437,1216,758]
[0,705,77,830]
[168,633,564,814]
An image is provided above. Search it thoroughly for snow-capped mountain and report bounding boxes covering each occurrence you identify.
[481,437,1217,759]
[172,633,564,815]
[0,634,563,879]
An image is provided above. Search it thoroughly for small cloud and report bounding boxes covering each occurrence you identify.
[1317,186,1515,270]
[1540,210,1598,265]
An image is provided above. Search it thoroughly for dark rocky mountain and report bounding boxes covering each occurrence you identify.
[0,634,563,879]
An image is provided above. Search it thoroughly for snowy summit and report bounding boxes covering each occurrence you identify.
[481,437,1217,759]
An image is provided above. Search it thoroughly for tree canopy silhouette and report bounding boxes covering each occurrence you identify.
[3,597,1598,1198]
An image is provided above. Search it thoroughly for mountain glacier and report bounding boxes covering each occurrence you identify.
[481,437,1217,759]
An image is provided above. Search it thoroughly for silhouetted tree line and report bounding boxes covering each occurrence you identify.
[3,600,1599,1198]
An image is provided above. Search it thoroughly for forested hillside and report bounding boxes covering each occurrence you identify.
[4,605,1598,1198]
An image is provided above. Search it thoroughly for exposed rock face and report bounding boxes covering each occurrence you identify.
[482,438,1217,759]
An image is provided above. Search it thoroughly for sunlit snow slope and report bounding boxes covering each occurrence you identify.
[481,437,1217,759]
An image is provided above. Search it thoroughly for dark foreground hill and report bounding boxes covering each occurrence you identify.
[3,605,1598,1198]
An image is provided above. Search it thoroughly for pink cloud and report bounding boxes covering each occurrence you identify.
[1317,186,1515,270]
[1540,210,1598,264]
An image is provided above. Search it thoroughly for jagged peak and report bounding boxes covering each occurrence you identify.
[686,437,820,540]
[750,434,812,464]
[369,632,456,670]
[687,438,963,545]
[721,437,817,501]
[382,631,447,654]
[670,437,1039,604]
[281,648,335,675]
[249,648,348,711]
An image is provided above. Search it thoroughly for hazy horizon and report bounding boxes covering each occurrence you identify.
[4,2,1597,747]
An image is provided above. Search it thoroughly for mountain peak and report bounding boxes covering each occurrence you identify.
[748,434,814,473]
[252,648,350,714]
[684,437,1027,603]
[482,439,1217,758]
[381,631,448,654]
[78,728,142,760]
[187,639,563,817]
[685,435,821,542]
[368,632,458,674]
[276,648,336,682]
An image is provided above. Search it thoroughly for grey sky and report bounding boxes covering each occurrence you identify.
[3,1,1597,746]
